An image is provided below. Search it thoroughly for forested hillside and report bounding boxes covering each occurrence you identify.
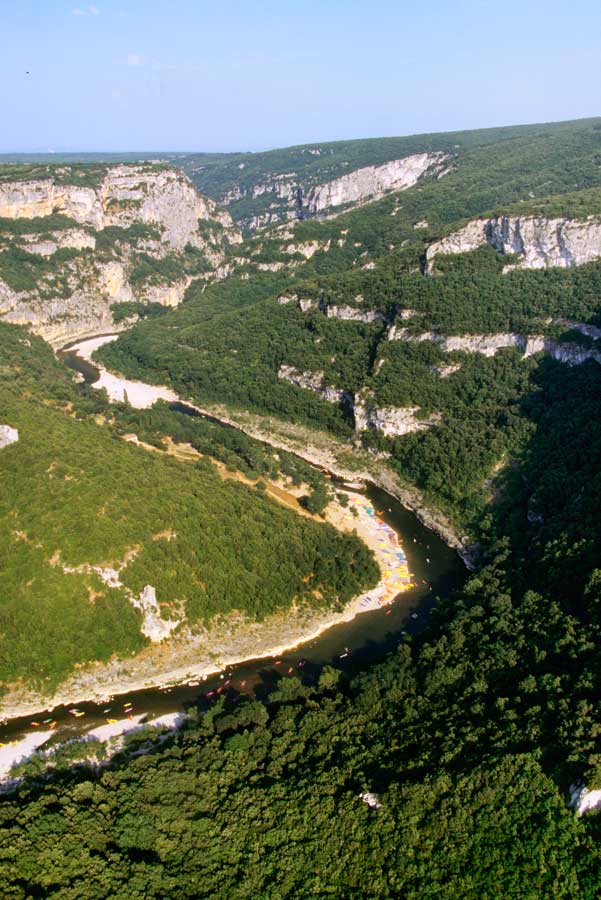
[99,115,601,531]
[0,322,377,695]
[4,117,601,898]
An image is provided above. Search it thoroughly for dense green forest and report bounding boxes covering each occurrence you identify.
[176,117,601,222]
[4,118,601,898]
[99,250,601,529]
[0,323,377,689]
[5,348,601,896]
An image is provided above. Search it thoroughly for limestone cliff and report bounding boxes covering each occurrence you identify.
[304,153,448,215]
[219,152,450,230]
[353,390,440,437]
[387,325,601,367]
[277,365,440,437]
[426,214,601,271]
[0,165,235,249]
[0,164,241,344]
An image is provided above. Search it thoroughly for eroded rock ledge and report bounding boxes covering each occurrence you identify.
[387,326,601,366]
[426,214,601,271]
[277,364,439,437]
[0,165,242,344]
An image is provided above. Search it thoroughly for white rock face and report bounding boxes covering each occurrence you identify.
[0,166,235,250]
[387,326,601,367]
[0,424,18,448]
[277,364,349,404]
[131,584,181,642]
[142,279,190,308]
[305,153,448,214]
[298,297,318,313]
[570,784,601,816]
[427,215,601,271]
[359,792,382,809]
[325,305,385,324]
[426,219,487,265]
[353,391,440,436]
[443,333,526,357]
[276,294,318,313]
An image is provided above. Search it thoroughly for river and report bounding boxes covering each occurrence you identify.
[0,337,465,751]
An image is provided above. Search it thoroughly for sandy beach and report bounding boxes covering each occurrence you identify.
[65,335,179,408]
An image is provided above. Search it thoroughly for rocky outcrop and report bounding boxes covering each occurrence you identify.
[131,585,181,642]
[388,326,601,366]
[283,240,331,258]
[426,214,601,271]
[277,364,350,405]
[0,424,18,449]
[305,153,448,214]
[0,164,241,344]
[0,165,236,250]
[277,295,386,322]
[353,390,440,437]
[425,219,486,265]
[20,228,96,256]
[431,363,461,377]
[325,305,386,324]
[277,294,318,312]
[570,783,601,816]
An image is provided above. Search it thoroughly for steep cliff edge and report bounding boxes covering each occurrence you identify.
[304,153,449,215]
[213,152,450,230]
[0,164,241,344]
[426,214,601,271]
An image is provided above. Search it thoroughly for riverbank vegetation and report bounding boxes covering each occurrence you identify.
[108,400,333,509]
[4,349,601,895]
[0,323,378,690]
[5,118,601,897]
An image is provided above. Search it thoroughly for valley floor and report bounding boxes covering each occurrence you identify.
[0,483,414,723]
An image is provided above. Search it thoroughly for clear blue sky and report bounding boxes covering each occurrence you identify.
[2,0,600,152]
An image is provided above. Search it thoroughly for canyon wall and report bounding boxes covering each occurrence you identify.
[426,215,601,271]
[0,165,241,344]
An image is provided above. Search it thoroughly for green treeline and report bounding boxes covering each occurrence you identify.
[5,119,601,897]
[4,349,601,897]
[0,323,377,689]
[97,224,601,534]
